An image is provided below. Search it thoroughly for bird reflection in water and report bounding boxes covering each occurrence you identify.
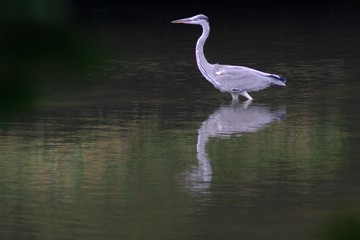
[185,100,286,194]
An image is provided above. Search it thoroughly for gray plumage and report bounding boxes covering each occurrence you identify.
[172,14,287,101]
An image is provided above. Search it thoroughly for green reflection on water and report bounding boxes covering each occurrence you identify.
[0,95,356,239]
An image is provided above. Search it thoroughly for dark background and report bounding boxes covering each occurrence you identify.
[69,0,360,27]
[1,0,359,119]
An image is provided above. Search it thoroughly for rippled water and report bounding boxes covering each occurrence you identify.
[1,11,359,240]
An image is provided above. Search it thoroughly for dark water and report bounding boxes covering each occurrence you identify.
[1,11,360,240]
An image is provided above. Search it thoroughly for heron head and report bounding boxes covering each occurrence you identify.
[171,14,209,25]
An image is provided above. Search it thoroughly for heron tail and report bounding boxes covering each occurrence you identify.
[269,74,287,86]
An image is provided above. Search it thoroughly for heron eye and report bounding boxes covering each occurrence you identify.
[198,15,208,22]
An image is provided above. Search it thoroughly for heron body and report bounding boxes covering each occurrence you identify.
[171,14,287,101]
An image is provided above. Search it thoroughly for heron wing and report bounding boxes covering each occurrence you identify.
[213,65,283,92]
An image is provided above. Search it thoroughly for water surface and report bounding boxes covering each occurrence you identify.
[1,11,359,240]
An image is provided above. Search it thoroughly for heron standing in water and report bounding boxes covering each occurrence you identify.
[171,14,287,101]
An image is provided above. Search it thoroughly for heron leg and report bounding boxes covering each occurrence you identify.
[243,99,253,109]
[231,93,239,101]
[240,91,253,100]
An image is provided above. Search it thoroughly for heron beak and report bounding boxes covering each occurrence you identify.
[171,18,191,24]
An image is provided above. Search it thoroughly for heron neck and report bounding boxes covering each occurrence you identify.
[196,23,211,70]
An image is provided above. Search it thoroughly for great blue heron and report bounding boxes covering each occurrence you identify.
[171,14,287,101]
